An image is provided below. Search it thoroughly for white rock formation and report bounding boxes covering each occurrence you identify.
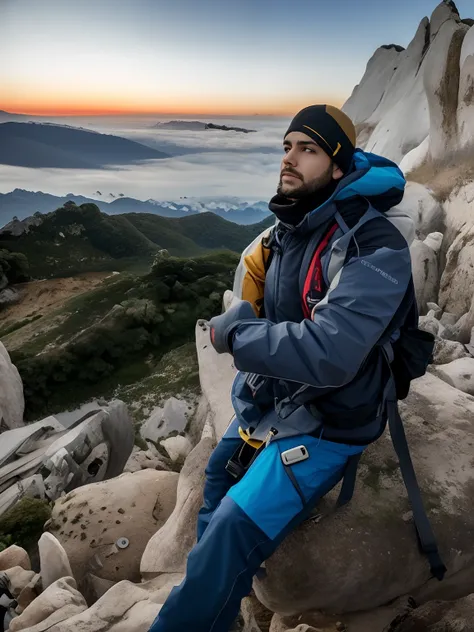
[0,401,135,516]
[140,397,190,445]
[424,19,469,159]
[159,435,193,464]
[457,25,474,148]
[395,183,444,240]
[38,533,74,589]
[410,239,439,313]
[399,136,430,174]
[140,432,214,579]
[432,357,474,394]
[0,342,24,431]
[9,576,87,631]
[342,46,403,126]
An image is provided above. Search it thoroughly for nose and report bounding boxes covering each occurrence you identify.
[282,147,296,167]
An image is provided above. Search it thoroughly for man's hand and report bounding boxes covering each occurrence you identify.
[209,301,257,354]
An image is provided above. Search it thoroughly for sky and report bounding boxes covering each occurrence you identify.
[1,0,473,117]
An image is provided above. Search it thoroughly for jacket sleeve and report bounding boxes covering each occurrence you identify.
[230,238,412,389]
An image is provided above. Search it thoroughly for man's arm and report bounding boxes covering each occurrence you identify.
[230,226,412,389]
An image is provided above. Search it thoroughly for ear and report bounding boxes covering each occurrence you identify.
[332,163,344,181]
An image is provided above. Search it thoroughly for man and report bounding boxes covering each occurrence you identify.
[149,105,414,631]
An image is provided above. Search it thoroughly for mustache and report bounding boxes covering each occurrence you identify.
[280,168,303,180]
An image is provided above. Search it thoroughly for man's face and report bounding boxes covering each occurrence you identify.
[277,131,343,199]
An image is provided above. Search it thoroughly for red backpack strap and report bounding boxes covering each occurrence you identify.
[302,223,339,319]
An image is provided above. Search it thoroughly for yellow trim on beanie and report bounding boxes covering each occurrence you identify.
[325,105,356,146]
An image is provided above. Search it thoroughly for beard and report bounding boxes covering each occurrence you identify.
[277,163,334,199]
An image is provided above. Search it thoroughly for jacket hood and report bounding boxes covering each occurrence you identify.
[297,149,406,233]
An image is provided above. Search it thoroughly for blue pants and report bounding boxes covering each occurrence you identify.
[149,418,364,632]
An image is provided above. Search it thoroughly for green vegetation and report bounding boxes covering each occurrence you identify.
[0,314,42,338]
[11,251,238,419]
[0,202,270,279]
[0,497,52,553]
[0,248,29,284]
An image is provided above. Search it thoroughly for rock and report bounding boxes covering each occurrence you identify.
[399,136,430,175]
[81,573,116,605]
[9,576,87,631]
[16,572,42,613]
[432,338,469,364]
[140,434,214,579]
[424,18,469,160]
[419,315,440,336]
[196,321,236,441]
[396,183,444,240]
[3,567,36,597]
[38,532,74,589]
[431,357,474,395]
[123,447,170,473]
[439,224,474,341]
[457,24,474,149]
[0,401,135,517]
[250,372,474,615]
[22,575,181,632]
[343,46,403,126]
[140,397,190,445]
[423,232,443,254]
[387,593,474,631]
[0,545,31,571]
[159,435,193,464]
[0,342,24,431]
[467,327,474,356]
[440,312,458,326]
[0,287,21,308]
[48,469,178,585]
[426,302,443,319]
[410,239,439,314]
[359,18,431,163]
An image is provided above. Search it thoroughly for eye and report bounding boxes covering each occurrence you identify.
[283,146,290,153]
[304,147,316,153]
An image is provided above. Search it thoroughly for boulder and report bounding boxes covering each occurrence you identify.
[0,342,24,431]
[195,320,236,441]
[38,532,74,589]
[439,312,458,326]
[419,315,441,336]
[20,575,181,632]
[16,572,42,613]
[431,357,474,395]
[432,338,469,364]
[410,240,439,313]
[423,232,443,254]
[123,447,170,473]
[388,593,474,631]
[251,372,474,615]
[396,183,444,240]
[159,435,193,464]
[9,576,87,632]
[399,136,430,175]
[48,469,178,584]
[140,434,214,579]
[0,545,31,571]
[426,302,443,319]
[439,224,474,340]
[140,397,191,445]
[2,567,36,598]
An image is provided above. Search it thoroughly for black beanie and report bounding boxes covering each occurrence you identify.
[284,105,356,173]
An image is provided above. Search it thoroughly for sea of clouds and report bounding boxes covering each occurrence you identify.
[0,115,291,203]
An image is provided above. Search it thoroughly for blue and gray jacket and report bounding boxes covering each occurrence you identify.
[226,150,415,445]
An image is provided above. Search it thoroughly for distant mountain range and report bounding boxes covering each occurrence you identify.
[153,120,256,133]
[0,189,271,228]
[0,122,169,168]
[0,110,30,123]
[0,201,273,278]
